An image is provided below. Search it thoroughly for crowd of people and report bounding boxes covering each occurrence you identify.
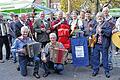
[0,6,120,79]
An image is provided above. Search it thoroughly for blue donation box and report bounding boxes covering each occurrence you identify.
[71,37,89,67]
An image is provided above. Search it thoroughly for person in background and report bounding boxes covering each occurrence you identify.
[47,12,56,34]
[51,11,71,50]
[65,12,72,25]
[79,10,85,21]
[115,17,120,31]
[51,11,67,34]
[9,14,19,63]
[113,17,120,54]
[47,12,56,22]
[82,10,97,66]
[11,26,40,79]
[25,13,34,37]
[33,11,50,48]
[14,13,27,37]
[9,12,15,21]
[83,10,97,38]
[0,13,11,63]
[102,7,116,28]
[69,11,84,38]
[102,7,116,70]
[78,10,86,33]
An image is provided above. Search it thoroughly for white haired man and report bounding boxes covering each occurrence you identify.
[11,26,40,79]
[91,12,112,78]
[41,33,67,77]
[33,11,50,48]
[102,7,116,70]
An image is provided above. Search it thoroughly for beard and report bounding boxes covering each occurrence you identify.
[97,19,103,23]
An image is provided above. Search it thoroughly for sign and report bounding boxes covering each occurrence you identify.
[71,37,89,66]
[75,46,84,58]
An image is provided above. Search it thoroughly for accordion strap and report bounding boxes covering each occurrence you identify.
[17,37,30,43]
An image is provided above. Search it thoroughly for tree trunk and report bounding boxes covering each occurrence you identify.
[68,0,71,13]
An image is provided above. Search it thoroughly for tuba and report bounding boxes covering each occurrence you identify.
[112,32,120,48]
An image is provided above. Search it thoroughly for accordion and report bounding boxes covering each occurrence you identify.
[24,42,41,57]
[50,48,67,64]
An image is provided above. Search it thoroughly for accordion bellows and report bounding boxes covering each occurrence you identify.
[50,48,67,64]
[25,42,41,57]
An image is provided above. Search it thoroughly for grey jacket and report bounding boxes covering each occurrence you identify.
[33,18,50,42]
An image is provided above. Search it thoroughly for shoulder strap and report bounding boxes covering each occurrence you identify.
[75,19,79,29]
[17,37,30,44]
[17,37,25,43]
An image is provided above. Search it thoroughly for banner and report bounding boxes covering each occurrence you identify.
[0,0,34,11]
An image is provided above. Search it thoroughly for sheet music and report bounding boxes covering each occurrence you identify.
[75,46,84,58]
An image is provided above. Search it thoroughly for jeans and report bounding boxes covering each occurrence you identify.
[12,37,17,62]
[42,61,64,73]
[91,44,109,73]
[18,55,40,76]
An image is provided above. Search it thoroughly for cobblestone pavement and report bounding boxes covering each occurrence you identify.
[0,60,120,80]
[0,45,120,80]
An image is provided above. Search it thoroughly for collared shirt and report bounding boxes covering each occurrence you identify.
[96,22,104,44]
[43,42,64,55]
[11,36,32,55]
[115,17,120,31]
[70,19,78,31]
[0,22,9,36]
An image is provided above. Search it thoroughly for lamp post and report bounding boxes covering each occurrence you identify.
[68,0,71,13]
[48,0,51,8]
[31,5,35,23]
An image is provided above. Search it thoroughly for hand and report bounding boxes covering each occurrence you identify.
[96,27,101,34]
[46,30,51,33]
[42,58,47,63]
[89,36,92,39]
[98,27,101,32]
[89,27,93,31]
[65,49,68,53]
[61,19,64,23]
[41,28,46,31]
[112,29,118,34]
[18,48,26,53]
[54,48,59,50]
[80,31,84,34]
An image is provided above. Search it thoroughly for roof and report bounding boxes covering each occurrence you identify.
[109,8,120,17]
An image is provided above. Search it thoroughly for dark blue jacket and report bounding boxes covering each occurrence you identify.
[96,21,112,49]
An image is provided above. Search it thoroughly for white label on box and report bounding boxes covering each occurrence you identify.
[75,46,84,58]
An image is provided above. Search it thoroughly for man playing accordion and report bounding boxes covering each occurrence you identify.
[42,33,67,77]
[11,26,40,79]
